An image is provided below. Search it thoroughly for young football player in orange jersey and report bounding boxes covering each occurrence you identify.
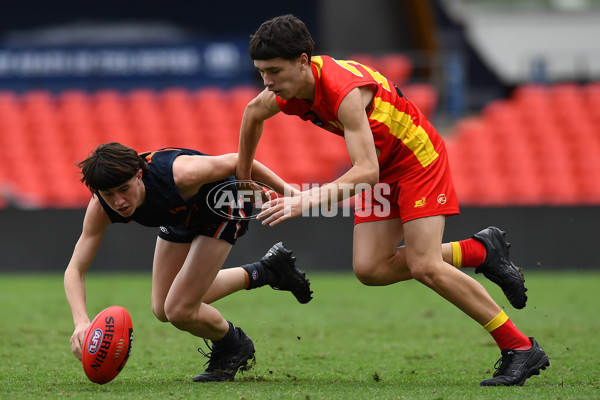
[235,14,549,386]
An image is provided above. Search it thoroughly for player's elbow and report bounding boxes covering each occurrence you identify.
[352,157,379,186]
[223,153,239,167]
[361,164,379,187]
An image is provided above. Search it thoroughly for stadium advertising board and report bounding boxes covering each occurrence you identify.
[0,39,255,91]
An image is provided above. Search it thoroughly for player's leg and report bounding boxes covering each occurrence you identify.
[402,215,502,324]
[152,241,310,308]
[158,235,255,382]
[201,267,247,304]
[193,198,312,304]
[204,242,313,304]
[152,235,234,338]
[352,218,482,286]
[151,237,191,322]
[352,218,412,285]
[354,215,503,322]
[402,215,548,386]
[355,223,527,308]
[353,215,547,385]
[354,220,523,287]
[351,217,485,285]
[160,235,232,339]
[354,180,526,307]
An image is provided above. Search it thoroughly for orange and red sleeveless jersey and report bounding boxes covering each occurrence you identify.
[275,55,444,183]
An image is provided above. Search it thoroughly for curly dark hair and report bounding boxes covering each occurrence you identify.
[77,142,149,193]
[249,14,314,61]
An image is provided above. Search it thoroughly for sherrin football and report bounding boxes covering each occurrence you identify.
[82,305,133,384]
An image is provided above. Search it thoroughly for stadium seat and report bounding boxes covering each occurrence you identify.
[161,87,191,103]
[345,53,413,86]
[403,83,438,118]
[0,91,20,121]
[377,53,413,86]
[22,89,53,106]
[447,82,600,205]
[93,90,128,142]
[346,53,378,69]
[2,80,598,209]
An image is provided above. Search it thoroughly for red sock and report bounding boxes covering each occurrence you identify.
[485,311,532,351]
[458,238,487,268]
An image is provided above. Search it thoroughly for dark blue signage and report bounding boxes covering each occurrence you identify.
[0,40,255,91]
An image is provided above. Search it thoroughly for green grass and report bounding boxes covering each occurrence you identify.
[1,271,599,399]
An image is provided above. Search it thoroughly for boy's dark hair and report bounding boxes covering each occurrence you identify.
[77,142,149,193]
[249,14,314,61]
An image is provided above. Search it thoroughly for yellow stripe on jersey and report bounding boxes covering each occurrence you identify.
[312,56,323,79]
[371,97,439,168]
[334,59,363,77]
[359,64,391,92]
[328,120,344,130]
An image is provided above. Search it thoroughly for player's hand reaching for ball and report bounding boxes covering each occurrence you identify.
[70,321,90,361]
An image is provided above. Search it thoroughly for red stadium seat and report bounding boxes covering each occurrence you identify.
[22,89,53,105]
[403,83,438,118]
[377,53,413,86]
[346,53,378,70]
[2,81,598,209]
[162,87,191,103]
[0,91,20,118]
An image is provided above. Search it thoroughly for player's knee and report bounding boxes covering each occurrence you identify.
[151,297,169,322]
[151,303,169,323]
[163,303,193,328]
[406,258,436,285]
[354,269,379,286]
[353,259,381,286]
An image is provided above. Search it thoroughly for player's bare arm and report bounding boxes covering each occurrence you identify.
[64,196,111,359]
[249,158,301,196]
[237,89,280,181]
[258,86,379,226]
[173,152,296,201]
[332,86,380,188]
[173,154,240,200]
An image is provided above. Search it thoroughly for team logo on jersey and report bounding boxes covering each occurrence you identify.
[437,194,447,205]
[414,197,427,208]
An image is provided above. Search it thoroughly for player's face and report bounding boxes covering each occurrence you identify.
[254,55,312,100]
[98,170,144,217]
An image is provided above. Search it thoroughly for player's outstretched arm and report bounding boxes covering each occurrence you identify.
[250,158,300,197]
[174,152,299,200]
[174,153,244,200]
[237,89,280,181]
[258,87,379,226]
[330,86,380,189]
[64,196,111,360]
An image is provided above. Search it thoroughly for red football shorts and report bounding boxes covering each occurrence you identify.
[354,148,460,225]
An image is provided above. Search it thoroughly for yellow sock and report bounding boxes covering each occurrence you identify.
[483,310,509,332]
[450,241,462,268]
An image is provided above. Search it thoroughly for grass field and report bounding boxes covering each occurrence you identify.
[1,270,599,400]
